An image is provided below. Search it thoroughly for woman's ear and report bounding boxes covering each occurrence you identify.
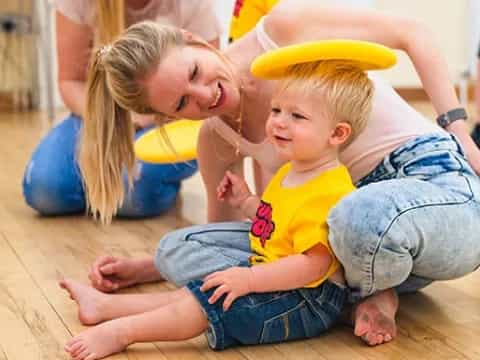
[329,122,352,146]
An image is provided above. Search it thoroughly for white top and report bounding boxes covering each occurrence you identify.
[55,0,221,41]
[255,17,441,182]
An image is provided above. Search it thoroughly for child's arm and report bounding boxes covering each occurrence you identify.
[249,243,333,292]
[217,170,260,220]
[201,243,333,311]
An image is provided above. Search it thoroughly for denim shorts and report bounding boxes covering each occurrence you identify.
[187,276,347,350]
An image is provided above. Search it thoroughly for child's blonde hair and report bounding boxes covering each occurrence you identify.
[276,61,374,146]
[80,21,215,224]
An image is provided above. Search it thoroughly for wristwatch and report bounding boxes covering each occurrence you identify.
[436,108,468,128]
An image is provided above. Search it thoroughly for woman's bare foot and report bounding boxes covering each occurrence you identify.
[60,279,108,325]
[65,319,131,360]
[353,289,398,346]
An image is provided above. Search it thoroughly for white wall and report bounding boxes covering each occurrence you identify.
[374,0,473,87]
[41,0,479,111]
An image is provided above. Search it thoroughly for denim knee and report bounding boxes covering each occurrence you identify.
[23,115,85,215]
[154,228,192,285]
[328,183,413,299]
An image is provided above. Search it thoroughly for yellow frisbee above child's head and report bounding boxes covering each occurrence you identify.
[251,39,397,79]
[134,119,202,163]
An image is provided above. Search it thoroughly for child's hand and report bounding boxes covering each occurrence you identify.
[216,170,252,209]
[201,267,254,311]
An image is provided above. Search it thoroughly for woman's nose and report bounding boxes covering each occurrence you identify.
[190,84,213,107]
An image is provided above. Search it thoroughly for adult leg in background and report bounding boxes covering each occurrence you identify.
[22,115,197,217]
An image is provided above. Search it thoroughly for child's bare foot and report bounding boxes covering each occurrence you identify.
[60,279,107,325]
[353,289,398,346]
[65,319,131,360]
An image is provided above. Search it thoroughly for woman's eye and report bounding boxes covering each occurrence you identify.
[190,64,198,81]
[176,96,187,112]
[292,112,306,120]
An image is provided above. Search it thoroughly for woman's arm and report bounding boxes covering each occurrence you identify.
[266,1,480,173]
[198,119,247,222]
[56,11,92,117]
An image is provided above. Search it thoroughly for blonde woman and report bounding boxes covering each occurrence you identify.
[83,0,480,347]
[22,0,220,218]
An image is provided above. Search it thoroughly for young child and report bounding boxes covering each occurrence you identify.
[60,60,374,359]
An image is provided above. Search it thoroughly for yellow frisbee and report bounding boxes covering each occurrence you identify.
[251,39,397,79]
[134,119,201,163]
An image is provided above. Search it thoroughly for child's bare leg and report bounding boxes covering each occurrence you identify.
[60,279,187,325]
[65,290,207,360]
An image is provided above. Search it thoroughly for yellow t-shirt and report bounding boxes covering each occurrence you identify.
[228,0,278,42]
[249,164,355,287]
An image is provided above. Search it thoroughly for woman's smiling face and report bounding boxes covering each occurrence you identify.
[143,45,242,120]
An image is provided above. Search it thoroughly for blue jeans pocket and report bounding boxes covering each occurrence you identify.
[401,150,464,180]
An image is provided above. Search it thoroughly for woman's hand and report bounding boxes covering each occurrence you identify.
[447,121,480,175]
[462,140,480,175]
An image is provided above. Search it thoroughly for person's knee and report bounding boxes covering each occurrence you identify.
[22,116,84,215]
[22,160,85,215]
[154,228,191,285]
[328,189,413,296]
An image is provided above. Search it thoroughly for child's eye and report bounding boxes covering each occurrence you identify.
[271,107,281,114]
[292,112,306,120]
[176,96,188,112]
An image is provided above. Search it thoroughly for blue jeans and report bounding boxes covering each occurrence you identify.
[188,278,347,350]
[22,114,197,217]
[328,132,480,300]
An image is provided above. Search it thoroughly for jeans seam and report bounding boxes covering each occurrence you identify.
[367,175,475,295]
[260,300,306,343]
[183,229,251,264]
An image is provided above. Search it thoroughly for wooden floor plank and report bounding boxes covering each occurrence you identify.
[0,230,70,360]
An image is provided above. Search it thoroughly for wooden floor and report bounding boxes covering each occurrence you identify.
[1,105,480,359]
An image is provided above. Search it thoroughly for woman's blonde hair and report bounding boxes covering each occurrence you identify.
[276,61,374,146]
[80,21,192,224]
[95,0,126,45]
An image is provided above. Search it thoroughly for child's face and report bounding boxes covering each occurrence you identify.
[266,88,341,163]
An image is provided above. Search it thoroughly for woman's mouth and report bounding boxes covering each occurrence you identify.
[274,135,290,142]
[209,82,226,110]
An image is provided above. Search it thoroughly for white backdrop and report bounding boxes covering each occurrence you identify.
[41,0,479,111]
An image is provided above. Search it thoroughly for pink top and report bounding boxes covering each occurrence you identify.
[55,0,221,42]
[255,17,441,182]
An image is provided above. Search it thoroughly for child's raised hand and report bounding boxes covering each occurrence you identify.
[216,170,252,209]
[200,267,254,311]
